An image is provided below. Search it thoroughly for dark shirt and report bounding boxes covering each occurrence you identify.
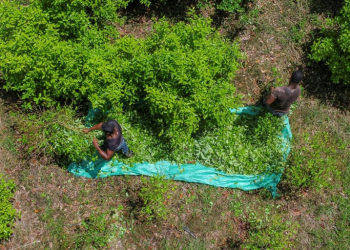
[269,86,301,112]
[105,120,123,151]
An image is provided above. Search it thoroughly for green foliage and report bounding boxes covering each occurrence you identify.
[197,0,246,13]
[289,19,307,45]
[73,211,112,248]
[30,0,121,39]
[285,131,343,190]
[10,106,285,176]
[1,1,285,176]
[331,165,350,246]
[310,0,350,84]
[0,0,243,148]
[9,107,101,163]
[187,111,286,175]
[0,175,17,241]
[139,175,176,221]
[239,7,260,26]
[40,208,116,249]
[0,0,119,109]
[100,109,285,175]
[217,0,243,12]
[243,213,297,249]
[231,198,298,249]
[138,0,168,8]
[136,16,243,147]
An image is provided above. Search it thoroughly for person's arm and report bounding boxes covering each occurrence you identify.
[265,87,277,105]
[92,137,114,160]
[83,122,103,134]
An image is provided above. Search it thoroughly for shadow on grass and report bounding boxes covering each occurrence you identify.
[119,0,249,43]
[309,0,343,17]
[119,0,199,23]
[300,34,350,111]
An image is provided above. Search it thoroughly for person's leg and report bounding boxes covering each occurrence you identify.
[119,140,133,157]
[270,110,287,117]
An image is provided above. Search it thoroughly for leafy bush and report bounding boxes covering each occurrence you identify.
[0,175,17,241]
[2,1,285,176]
[10,105,285,176]
[8,107,101,163]
[73,211,113,248]
[189,111,285,175]
[217,0,244,12]
[133,17,243,147]
[197,0,245,13]
[89,108,285,175]
[40,207,115,249]
[0,0,244,148]
[285,131,344,190]
[31,0,122,39]
[139,175,176,221]
[0,0,118,109]
[231,198,298,249]
[310,0,350,84]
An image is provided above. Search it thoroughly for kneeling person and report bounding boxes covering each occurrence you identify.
[83,120,133,160]
[264,70,303,117]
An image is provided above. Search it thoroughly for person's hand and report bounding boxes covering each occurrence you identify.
[83,128,89,134]
[92,137,99,147]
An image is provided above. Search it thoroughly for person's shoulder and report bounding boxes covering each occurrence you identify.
[272,86,285,95]
[289,85,301,93]
[277,86,289,90]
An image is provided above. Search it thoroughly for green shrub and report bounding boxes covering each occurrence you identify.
[133,16,243,147]
[87,109,285,175]
[11,106,286,175]
[0,0,119,109]
[139,175,176,221]
[0,0,244,148]
[188,111,286,175]
[285,131,343,190]
[2,1,286,176]
[31,0,124,39]
[310,0,350,84]
[0,175,17,241]
[73,211,113,248]
[8,107,101,163]
[40,208,115,249]
[242,213,297,249]
[217,0,244,12]
[231,199,298,249]
[197,0,245,13]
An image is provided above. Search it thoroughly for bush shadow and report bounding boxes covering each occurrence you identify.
[308,0,343,16]
[119,0,199,23]
[300,31,350,110]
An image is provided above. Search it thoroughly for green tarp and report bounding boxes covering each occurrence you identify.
[68,106,292,197]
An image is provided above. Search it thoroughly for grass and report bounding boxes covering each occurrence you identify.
[1,0,350,249]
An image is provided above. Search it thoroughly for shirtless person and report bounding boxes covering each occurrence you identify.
[83,120,133,160]
[264,70,303,117]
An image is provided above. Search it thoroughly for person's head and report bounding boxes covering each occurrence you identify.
[291,70,303,84]
[102,120,115,134]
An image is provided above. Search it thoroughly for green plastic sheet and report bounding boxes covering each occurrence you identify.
[68,106,292,197]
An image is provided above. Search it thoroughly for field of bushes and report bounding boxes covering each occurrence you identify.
[1,0,350,249]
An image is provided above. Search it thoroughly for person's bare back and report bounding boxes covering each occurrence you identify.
[265,70,303,117]
[269,85,301,112]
